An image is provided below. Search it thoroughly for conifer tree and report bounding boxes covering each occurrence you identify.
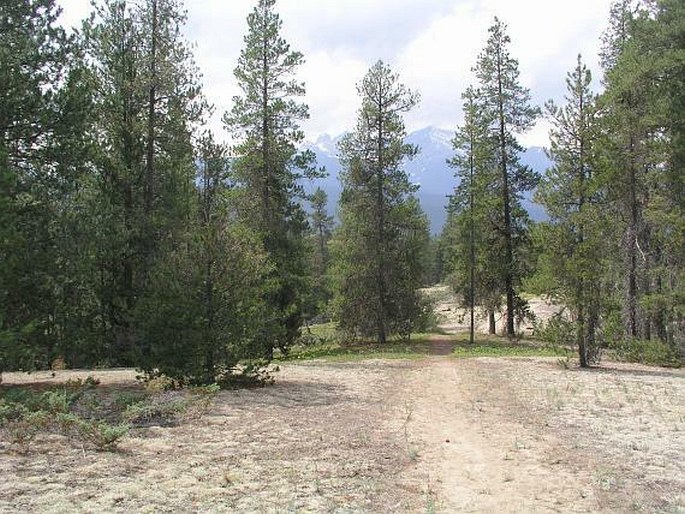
[473,18,540,337]
[537,56,605,367]
[446,86,500,342]
[0,0,88,371]
[305,188,334,320]
[332,61,429,343]
[83,0,204,362]
[224,0,320,356]
[599,0,685,349]
[135,134,272,384]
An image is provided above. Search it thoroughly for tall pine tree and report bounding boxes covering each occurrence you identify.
[537,55,606,367]
[332,61,429,343]
[224,0,320,357]
[83,0,205,363]
[0,0,92,372]
[445,86,500,342]
[474,18,540,337]
[599,0,685,350]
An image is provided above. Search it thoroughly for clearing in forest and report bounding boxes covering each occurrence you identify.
[1,353,683,513]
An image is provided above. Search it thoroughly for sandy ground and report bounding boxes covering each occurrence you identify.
[2,355,683,513]
[427,285,564,336]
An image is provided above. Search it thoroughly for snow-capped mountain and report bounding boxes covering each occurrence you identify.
[303,127,551,234]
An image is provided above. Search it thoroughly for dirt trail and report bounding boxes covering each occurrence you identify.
[400,359,596,512]
[398,357,684,513]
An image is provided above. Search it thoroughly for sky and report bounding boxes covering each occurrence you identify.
[58,0,614,148]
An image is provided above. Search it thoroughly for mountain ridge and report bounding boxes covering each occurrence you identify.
[304,126,551,234]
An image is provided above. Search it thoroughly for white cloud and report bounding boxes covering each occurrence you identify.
[59,0,614,147]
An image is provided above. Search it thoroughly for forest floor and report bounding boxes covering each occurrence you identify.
[2,353,684,513]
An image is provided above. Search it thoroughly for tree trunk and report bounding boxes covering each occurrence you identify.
[469,126,476,346]
[376,97,387,345]
[577,301,588,368]
[489,310,496,335]
[145,0,157,218]
[496,47,516,339]
[626,136,639,339]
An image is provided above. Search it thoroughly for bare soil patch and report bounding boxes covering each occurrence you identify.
[404,358,684,513]
[427,285,563,336]
[1,358,683,513]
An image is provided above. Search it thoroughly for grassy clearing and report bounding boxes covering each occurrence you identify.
[447,332,571,359]
[452,343,570,359]
[282,323,449,362]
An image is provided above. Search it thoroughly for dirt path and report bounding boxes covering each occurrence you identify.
[2,357,683,512]
[399,357,684,513]
[401,359,595,512]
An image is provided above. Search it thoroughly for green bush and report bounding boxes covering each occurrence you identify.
[40,390,73,414]
[533,313,603,364]
[113,391,147,408]
[533,314,575,348]
[74,419,128,451]
[609,338,681,368]
[0,398,29,423]
[122,394,189,426]
[64,376,101,391]
[1,410,49,452]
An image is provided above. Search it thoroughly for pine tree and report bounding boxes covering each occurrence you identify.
[446,86,500,342]
[537,55,605,367]
[473,17,541,337]
[599,0,650,341]
[599,0,685,349]
[305,188,334,320]
[0,0,87,372]
[135,134,273,384]
[224,0,320,356]
[83,0,205,363]
[332,61,429,343]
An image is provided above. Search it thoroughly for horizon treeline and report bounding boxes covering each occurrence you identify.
[1,0,682,383]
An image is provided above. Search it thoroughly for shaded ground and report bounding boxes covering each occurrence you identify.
[2,357,683,513]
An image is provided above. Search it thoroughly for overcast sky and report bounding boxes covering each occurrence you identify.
[59,0,614,147]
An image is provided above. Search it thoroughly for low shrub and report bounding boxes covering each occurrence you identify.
[40,390,73,414]
[75,418,129,451]
[0,374,220,454]
[609,338,681,368]
[5,412,49,451]
[113,391,147,408]
[144,375,177,392]
[186,383,220,416]
[122,393,189,426]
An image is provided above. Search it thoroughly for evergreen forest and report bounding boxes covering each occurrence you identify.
[1,0,683,386]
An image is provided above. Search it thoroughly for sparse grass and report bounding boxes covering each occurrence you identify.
[0,374,220,454]
[304,322,338,340]
[285,343,428,362]
[424,476,437,514]
[280,335,434,362]
[593,466,619,492]
[407,445,420,461]
[1,360,682,513]
[451,333,570,359]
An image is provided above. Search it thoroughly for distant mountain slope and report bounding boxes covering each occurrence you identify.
[304,127,552,234]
